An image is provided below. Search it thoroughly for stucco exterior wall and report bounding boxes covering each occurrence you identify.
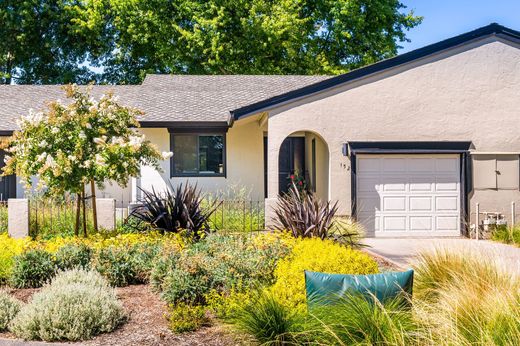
[265,37,520,225]
[138,119,265,200]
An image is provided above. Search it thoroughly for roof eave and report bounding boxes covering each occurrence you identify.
[231,23,520,120]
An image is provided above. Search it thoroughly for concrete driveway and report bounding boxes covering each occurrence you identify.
[363,237,520,274]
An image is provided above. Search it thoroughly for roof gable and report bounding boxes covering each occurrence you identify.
[232,23,520,119]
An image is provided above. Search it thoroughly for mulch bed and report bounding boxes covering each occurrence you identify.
[1,285,240,346]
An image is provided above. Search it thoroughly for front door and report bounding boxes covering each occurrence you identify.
[278,137,305,195]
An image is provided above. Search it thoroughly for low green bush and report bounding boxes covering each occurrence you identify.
[10,249,56,288]
[9,270,125,341]
[93,246,139,286]
[153,233,291,305]
[54,243,92,271]
[128,243,162,283]
[93,243,161,287]
[0,291,22,331]
[168,302,209,333]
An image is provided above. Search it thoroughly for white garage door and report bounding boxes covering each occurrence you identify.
[356,154,461,237]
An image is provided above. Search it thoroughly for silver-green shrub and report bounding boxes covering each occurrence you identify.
[0,291,22,331]
[9,269,125,341]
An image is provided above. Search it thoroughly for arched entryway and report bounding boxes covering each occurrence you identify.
[278,131,329,200]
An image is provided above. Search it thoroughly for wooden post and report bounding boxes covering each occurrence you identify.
[82,185,87,238]
[91,180,98,233]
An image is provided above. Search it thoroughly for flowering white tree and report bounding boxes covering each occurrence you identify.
[1,84,171,236]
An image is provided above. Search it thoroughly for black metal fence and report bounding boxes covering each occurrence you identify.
[26,197,264,237]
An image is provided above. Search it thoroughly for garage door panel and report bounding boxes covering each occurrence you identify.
[436,158,459,172]
[409,177,434,192]
[358,177,380,193]
[383,216,407,231]
[382,178,406,192]
[410,216,433,231]
[357,158,380,172]
[435,196,458,212]
[357,155,461,236]
[383,196,406,211]
[357,197,380,212]
[358,212,379,232]
[409,196,433,211]
[382,158,407,172]
[408,158,435,172]
[436,216,459,231]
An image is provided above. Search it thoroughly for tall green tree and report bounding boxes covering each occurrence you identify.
[1,0,421,84]
[94,0,421,83]
[0,0,106,84]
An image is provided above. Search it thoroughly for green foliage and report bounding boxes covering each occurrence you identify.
[0,1,100,84]
[130,182,218,240]
[9,270,125,341]
[0,291,22,331]
[90,0,421,83]
[206,185,265,232]
[1,1,422,84]
[54,243,92,271]
[92,243,161,286]
[152,233,291,305]
[168,302,210,333]
[10,249,56,288]
[231,291,301,346]
[492,225,520,246]
[93,246,139,287]
[301,294,418,346]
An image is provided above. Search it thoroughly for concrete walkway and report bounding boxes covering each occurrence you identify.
[364,237,520,274]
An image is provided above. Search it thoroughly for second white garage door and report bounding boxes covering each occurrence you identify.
[356,154,461,237]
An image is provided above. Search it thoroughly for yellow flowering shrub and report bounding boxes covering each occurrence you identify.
[0,231,185,284]
[0,233,34,282]
[270,238,379,310]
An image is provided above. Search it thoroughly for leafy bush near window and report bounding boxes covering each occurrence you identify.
[9,270,125,341]
[270,238,379,311]
[9,249,56,288]
[0,291,22,331]
[130,183,220,240]
[168,302,210,333]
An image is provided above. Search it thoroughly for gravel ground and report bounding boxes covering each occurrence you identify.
[1,285,241,346]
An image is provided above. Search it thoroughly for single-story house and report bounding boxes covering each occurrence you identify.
[1,23,520,237]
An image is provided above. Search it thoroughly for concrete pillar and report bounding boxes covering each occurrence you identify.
[8,198,29,238]
[96,198,116,230]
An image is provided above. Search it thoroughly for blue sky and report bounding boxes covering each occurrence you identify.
[399,0,520,52]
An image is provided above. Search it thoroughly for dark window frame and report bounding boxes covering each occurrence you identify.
[169,129,227,178]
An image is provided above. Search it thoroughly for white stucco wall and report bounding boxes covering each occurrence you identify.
[265,37,520,223]
[138,118,265,200]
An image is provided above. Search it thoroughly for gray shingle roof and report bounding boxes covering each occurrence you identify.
[0,75,331,131]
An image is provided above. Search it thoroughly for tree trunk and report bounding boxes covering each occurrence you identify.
[91,180,98,232]
[75,193,81,237]
[82,185,87,238]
